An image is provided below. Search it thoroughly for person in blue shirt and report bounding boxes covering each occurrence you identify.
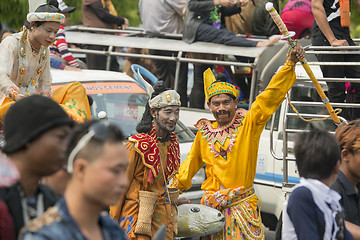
[283,126,354,240]
[20,121,129,240]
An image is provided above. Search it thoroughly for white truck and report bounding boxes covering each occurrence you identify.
[63,28,360,235]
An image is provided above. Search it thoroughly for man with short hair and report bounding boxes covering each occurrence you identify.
[174,46,305,239]
[283,126,353,239]
[20,120,129,240]
[110,81,184,240]
[0,95,74,239]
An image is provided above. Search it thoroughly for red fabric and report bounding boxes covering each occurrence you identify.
[0,200,14,240]
[129,128,180,183]
[281,10,314,39]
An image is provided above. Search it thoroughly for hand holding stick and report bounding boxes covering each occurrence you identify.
[265,2,341,125]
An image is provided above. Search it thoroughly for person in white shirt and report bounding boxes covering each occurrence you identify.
[283,126,354,240]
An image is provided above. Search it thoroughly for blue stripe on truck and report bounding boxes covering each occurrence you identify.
[255,172,300,184]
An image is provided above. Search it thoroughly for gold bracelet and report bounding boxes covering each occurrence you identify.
[284,59,296,66]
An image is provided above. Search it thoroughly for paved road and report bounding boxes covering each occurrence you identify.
[177,228,276,240]
[265,228,276,240]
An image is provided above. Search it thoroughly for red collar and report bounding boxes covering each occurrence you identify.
[129,128,180,183]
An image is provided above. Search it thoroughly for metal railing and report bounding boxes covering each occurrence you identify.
[63,26,269,95]
[269,44,360,190]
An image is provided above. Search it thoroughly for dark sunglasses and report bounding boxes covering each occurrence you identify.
[67,121,111,173]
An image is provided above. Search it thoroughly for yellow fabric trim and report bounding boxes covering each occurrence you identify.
[203,68,239,101]
[225,186,255,208]
[203,68,216,101]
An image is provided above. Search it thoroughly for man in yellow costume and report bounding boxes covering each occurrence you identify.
[0,0,90,123]
[174,45,305,240]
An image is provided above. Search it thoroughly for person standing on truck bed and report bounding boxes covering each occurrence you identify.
[283,126,353,240]
[312,0,360,120]
[332,120,360,239]
[139,0,189,107]
[173,45,305,239]
[82,0,129,71]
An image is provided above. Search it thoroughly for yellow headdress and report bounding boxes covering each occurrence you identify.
[203,68,239,102]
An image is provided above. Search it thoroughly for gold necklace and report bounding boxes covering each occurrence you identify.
[28,38,39,53]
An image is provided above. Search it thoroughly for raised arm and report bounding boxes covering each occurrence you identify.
[248,45,305,126]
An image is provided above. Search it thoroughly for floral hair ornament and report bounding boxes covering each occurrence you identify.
[203,68,239,102]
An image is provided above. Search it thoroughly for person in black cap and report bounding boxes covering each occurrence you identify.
[0,95,74,239]
[50,0,87,69]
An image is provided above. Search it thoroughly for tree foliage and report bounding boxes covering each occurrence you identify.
[1,0,360,37]
[0,0,141,30]
[0,0,29,29]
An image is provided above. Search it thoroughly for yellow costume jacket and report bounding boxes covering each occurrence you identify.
[177,63,296,193]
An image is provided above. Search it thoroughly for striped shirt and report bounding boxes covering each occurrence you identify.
[50,25,79,67]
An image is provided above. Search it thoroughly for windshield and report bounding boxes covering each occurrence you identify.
[52,81,195,142]
[89,92,194,143]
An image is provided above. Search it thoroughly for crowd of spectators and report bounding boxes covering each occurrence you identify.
[1,0,360,239]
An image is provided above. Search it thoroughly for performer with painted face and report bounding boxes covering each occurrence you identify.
[173,46,305,240]
[0,0,90,122]
[110,81,181,240]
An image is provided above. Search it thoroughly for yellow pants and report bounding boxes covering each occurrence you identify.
[0,82,91,123]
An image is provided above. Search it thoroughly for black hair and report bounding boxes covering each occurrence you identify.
[208,72,236,102]
[36,0,60,13]
[65,120,124,164]
[136,81,167,133]
[87,95,94,107]
[294,124,340,180]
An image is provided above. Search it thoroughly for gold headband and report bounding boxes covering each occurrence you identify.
[203,68,239,101]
